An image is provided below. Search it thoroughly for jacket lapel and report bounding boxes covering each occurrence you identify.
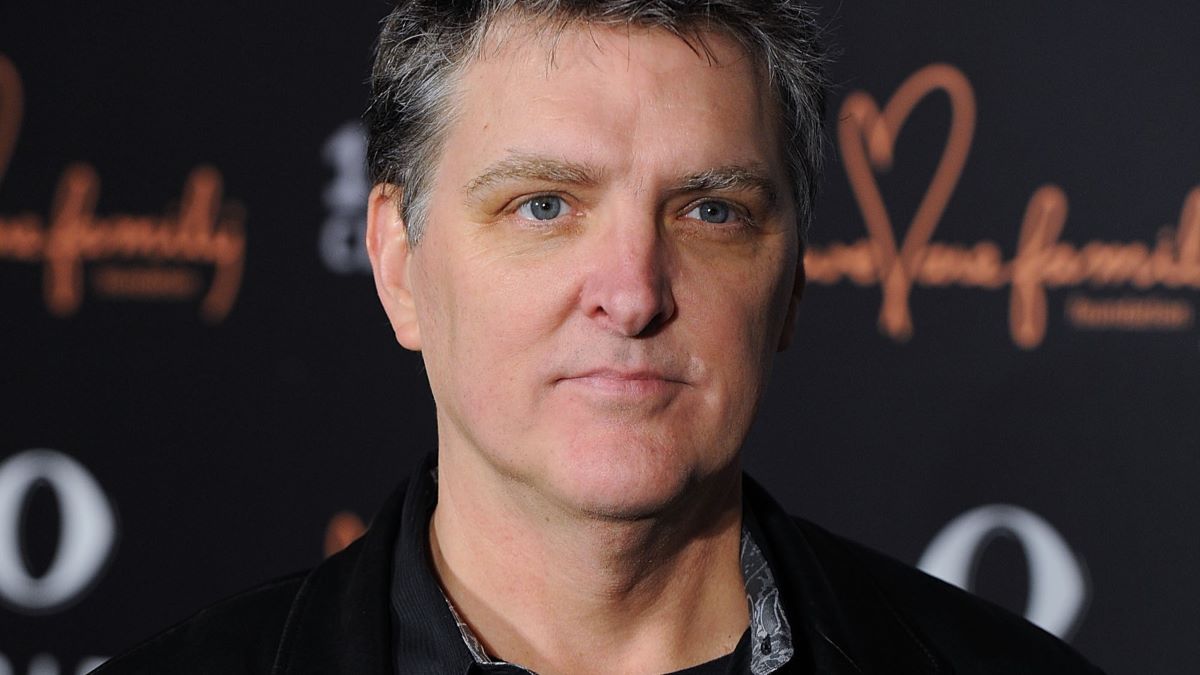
[744,476,949,674]
[270,454,475,675]
[269,480,406,675]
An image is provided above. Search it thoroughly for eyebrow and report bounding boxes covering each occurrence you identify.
[673,165,778,208]
[463,153,778,208]
[464,153,604,199]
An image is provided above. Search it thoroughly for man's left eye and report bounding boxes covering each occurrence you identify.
[517,195,568,221]
[685,201,733,224]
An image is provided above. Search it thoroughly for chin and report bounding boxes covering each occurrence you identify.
[566,481,686,521]
[545,435,723,521]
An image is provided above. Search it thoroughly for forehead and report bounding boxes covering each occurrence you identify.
[438,18,787,189]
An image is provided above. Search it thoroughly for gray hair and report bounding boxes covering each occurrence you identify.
[366,0,827,245]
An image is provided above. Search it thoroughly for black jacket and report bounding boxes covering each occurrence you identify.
[95,461,1103,674]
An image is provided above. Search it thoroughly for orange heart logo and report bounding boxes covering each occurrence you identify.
[838,63,976,340]
[0,54,23,189]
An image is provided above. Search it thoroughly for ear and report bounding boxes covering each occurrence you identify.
[366,183,422,351]
[776,252,805,351]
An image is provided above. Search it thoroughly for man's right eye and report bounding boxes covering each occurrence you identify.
[517,195,567,221]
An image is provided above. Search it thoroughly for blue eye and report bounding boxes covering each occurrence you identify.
[518,195,567,221]
[686,201,732,224]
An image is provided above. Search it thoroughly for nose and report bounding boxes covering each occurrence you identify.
[579,220,676,337]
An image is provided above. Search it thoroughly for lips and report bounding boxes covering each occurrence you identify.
[556,367,685,396]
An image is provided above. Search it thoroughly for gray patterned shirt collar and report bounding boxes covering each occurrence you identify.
[441,525,794,674]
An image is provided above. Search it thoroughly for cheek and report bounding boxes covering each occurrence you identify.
[417,251,570,415]
[455,261,565,356]
[694,293,769,401]
[680,252,793,404]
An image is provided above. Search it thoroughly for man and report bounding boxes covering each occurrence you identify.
[98,1,1103,673]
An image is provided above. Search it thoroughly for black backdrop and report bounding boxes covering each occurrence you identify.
[2,2,1197,673]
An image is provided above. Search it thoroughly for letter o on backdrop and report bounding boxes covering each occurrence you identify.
[917,504,1088,639]
[0,449,117,613]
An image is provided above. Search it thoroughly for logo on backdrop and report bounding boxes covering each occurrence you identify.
[323,510,366,557]
[809,63,1200,348]
[0,450,114,673]
[0,54,247,323]
[319,122,371,274]
[918,504,1089,639]
[0,653,107,675]
[0,446,116,610]
[0,448,117,614]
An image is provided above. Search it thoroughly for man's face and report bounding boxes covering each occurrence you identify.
[374,22,802,518]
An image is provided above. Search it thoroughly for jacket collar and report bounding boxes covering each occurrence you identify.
[269,456,436,675]
[271,456,946,675]
[742,476,947,674]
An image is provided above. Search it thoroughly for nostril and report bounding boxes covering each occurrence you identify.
[579,235,676,336]
[596,280,674,337]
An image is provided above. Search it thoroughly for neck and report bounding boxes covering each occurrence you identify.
[429,446,749,675]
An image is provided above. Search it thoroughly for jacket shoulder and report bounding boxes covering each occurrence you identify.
[91,572,307,675]
[793,518,1104,674]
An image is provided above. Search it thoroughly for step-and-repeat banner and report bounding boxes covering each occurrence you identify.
[2,3,1196,673]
